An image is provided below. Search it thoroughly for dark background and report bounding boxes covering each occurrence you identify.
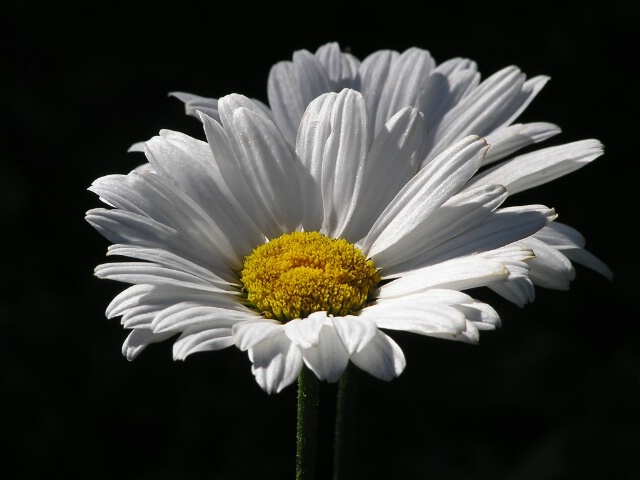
[2,1,638,479]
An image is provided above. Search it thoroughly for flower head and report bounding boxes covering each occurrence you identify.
[88,89,555,393]
[174,43,611,304]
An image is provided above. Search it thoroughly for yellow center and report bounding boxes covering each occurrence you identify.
[240,231,380,322]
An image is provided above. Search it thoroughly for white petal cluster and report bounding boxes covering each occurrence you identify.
[175,43,611,299]
[89,86,563,393]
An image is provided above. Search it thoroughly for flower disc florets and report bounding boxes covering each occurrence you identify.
[240,231,380,322]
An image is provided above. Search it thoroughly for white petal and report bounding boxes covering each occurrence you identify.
[122,329,175,360]
[331,315,378,354]
[106,244,231,287]
[531,223,611,279]
[315,42,359,90]
[478,245,536,306]
[374,289,500,328]
[533,222,585,248]
[291,49,334,107]
[363,135,488,256]
[170,91,221,121]
[91,171,242,273]
[489,277,536,307]
[108,284,240,322]
[425,67,528,160]
[139,155,241,264]
[113,285,245,330]
[375,184,507,274]
[518,236,575,290]
[562,248,613,280]
[483,122,561,165]
[220,101,303,237]
[343,106,426,241]
[249,333,303,393]
[420,58,479,134]
[358,49,399,125]
[379,256,509,298]
[106,284,154,319]
[88,207,233,280]
[421,205,556,266]
[301,324,350,382]
[151,303,255,333]
[466,139,603,194]
[233,319,284,351]
[128,142,146,153]
[350,331,406,381]
[456,321,480,344]
[283,312,326,349]
[268,60,307,146]
[172,326,235,360]
[360,300,467,336]
[94,262,235,293]
[317,89,371,239]
[455,301,501,329]
[295,92,338,232]
[425,68,548,163]
[144,130,263,260]
[268,49,334,146]
[374,47,435,133]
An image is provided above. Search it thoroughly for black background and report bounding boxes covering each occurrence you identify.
[2,1,638,479]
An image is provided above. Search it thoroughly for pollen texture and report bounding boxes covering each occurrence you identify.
[240,231,380,322]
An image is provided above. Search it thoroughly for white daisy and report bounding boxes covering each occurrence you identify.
[88,89,556,393]
[173,42,611,305]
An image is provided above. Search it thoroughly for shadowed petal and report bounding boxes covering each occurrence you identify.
[350,331,406,381]
[249,333,303,394]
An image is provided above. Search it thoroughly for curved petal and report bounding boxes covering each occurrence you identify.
[373,47,435,133]
[202,99,303,238]
[249,333,303,393]
[489,277,536,307]
[331,315,378,354]
[358,49,399,125]
[350,331,406,381]
[94,262,235,293]
[223,102,303,236]
[425,68,548,163]
[316,89,371,239]
[466,139,603,194]
[301,324,350,382]
[172,326,235,360]
[420,58,479,134]
[361,300,467,337]
[343,106,426,241]
[483,122,561,165]
[375,184,507,274]
[363,135,488,256]
[144,130,264,260]
[170,91,221,122]
[532,223,613,279]
[268,49,333,146]
[232,319,283,351]
[283,312,326,349]
[420,205,556,267]
[315,42,360,90]
[518,236,575,290]
[122,328,175,361]
[379,256,509,298]
[295,92,337,232]
[151,304,255,333]
[106,244,232,288]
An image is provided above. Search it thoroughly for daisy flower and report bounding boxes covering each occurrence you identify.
[88,90,556,393]
[174,43,611,305]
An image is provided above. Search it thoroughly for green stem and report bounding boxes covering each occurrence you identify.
[296,365,319,480]
[333,363,359,480]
